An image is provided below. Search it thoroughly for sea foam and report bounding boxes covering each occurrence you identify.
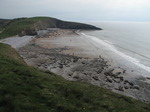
[80,32,150,76]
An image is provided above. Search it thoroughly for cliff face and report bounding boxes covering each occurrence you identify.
[33,18,102,30]
[55,20,101,30]
[0,17,102,38]
[19,27,37,36]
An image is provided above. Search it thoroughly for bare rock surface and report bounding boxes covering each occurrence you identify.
[18,42,150,103]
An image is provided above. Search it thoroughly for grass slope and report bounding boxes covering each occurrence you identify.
[0,19,10,30]
[0,43,150,112]
[0,17,49,38]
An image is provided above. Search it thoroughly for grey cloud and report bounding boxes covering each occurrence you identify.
[0,0,150,21]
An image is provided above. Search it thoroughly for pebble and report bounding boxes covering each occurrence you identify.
[92,76,99,81]
[106,76,113,83]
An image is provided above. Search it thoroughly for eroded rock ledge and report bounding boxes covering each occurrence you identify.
[18,43,150,103]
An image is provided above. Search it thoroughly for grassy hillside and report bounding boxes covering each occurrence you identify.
[0,17,48,38]
[0,43,150,112]
[0,19,10,30]
[0,17,101,39]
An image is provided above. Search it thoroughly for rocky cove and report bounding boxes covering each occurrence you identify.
[16,29,150,103]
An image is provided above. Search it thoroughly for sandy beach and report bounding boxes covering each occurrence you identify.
[0,35,34,49]
[1,29,150,103]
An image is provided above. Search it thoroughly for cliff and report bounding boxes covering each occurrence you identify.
[0,17,101,38]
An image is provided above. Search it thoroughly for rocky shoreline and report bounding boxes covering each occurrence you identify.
[16,29,150,103]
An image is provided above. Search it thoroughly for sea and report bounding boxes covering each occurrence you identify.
[82,21,150,77]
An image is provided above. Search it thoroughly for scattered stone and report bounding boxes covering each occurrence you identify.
[143,99,148,103]
[37,64,41,67]
[73,59,78,63]
[116,86,124,91]
[106,76,113,83]
[146,77,150,80]
[92,76,99,81]
[118,76,124,81]
[124,86,129,89]
[104,72,111,76]
[43,66,47,69]
[96,69,102,74]
[65,65,70,67]
[124,80,134,86]
[128,82,134,86]
[123,70,126,73]
[59,65,63,68]
[124,80,129,84]
[117,72,121,75]
[113,78,121,83]
[113,74,119,78]
[82,62,85,64]
[73,75,79,79]
[83,72,87,75]
[130,85,140,90]
[68,74,72,76]
[134,85,140,90]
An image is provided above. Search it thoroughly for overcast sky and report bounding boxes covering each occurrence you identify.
[0,0,150,22]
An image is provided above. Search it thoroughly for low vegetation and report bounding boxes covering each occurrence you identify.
[0,17,48,38]
[0,43,150,112]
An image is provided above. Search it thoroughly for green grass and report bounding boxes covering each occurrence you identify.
[0,17,49,39]
[0,28,3,32]
[0,43,150,112]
